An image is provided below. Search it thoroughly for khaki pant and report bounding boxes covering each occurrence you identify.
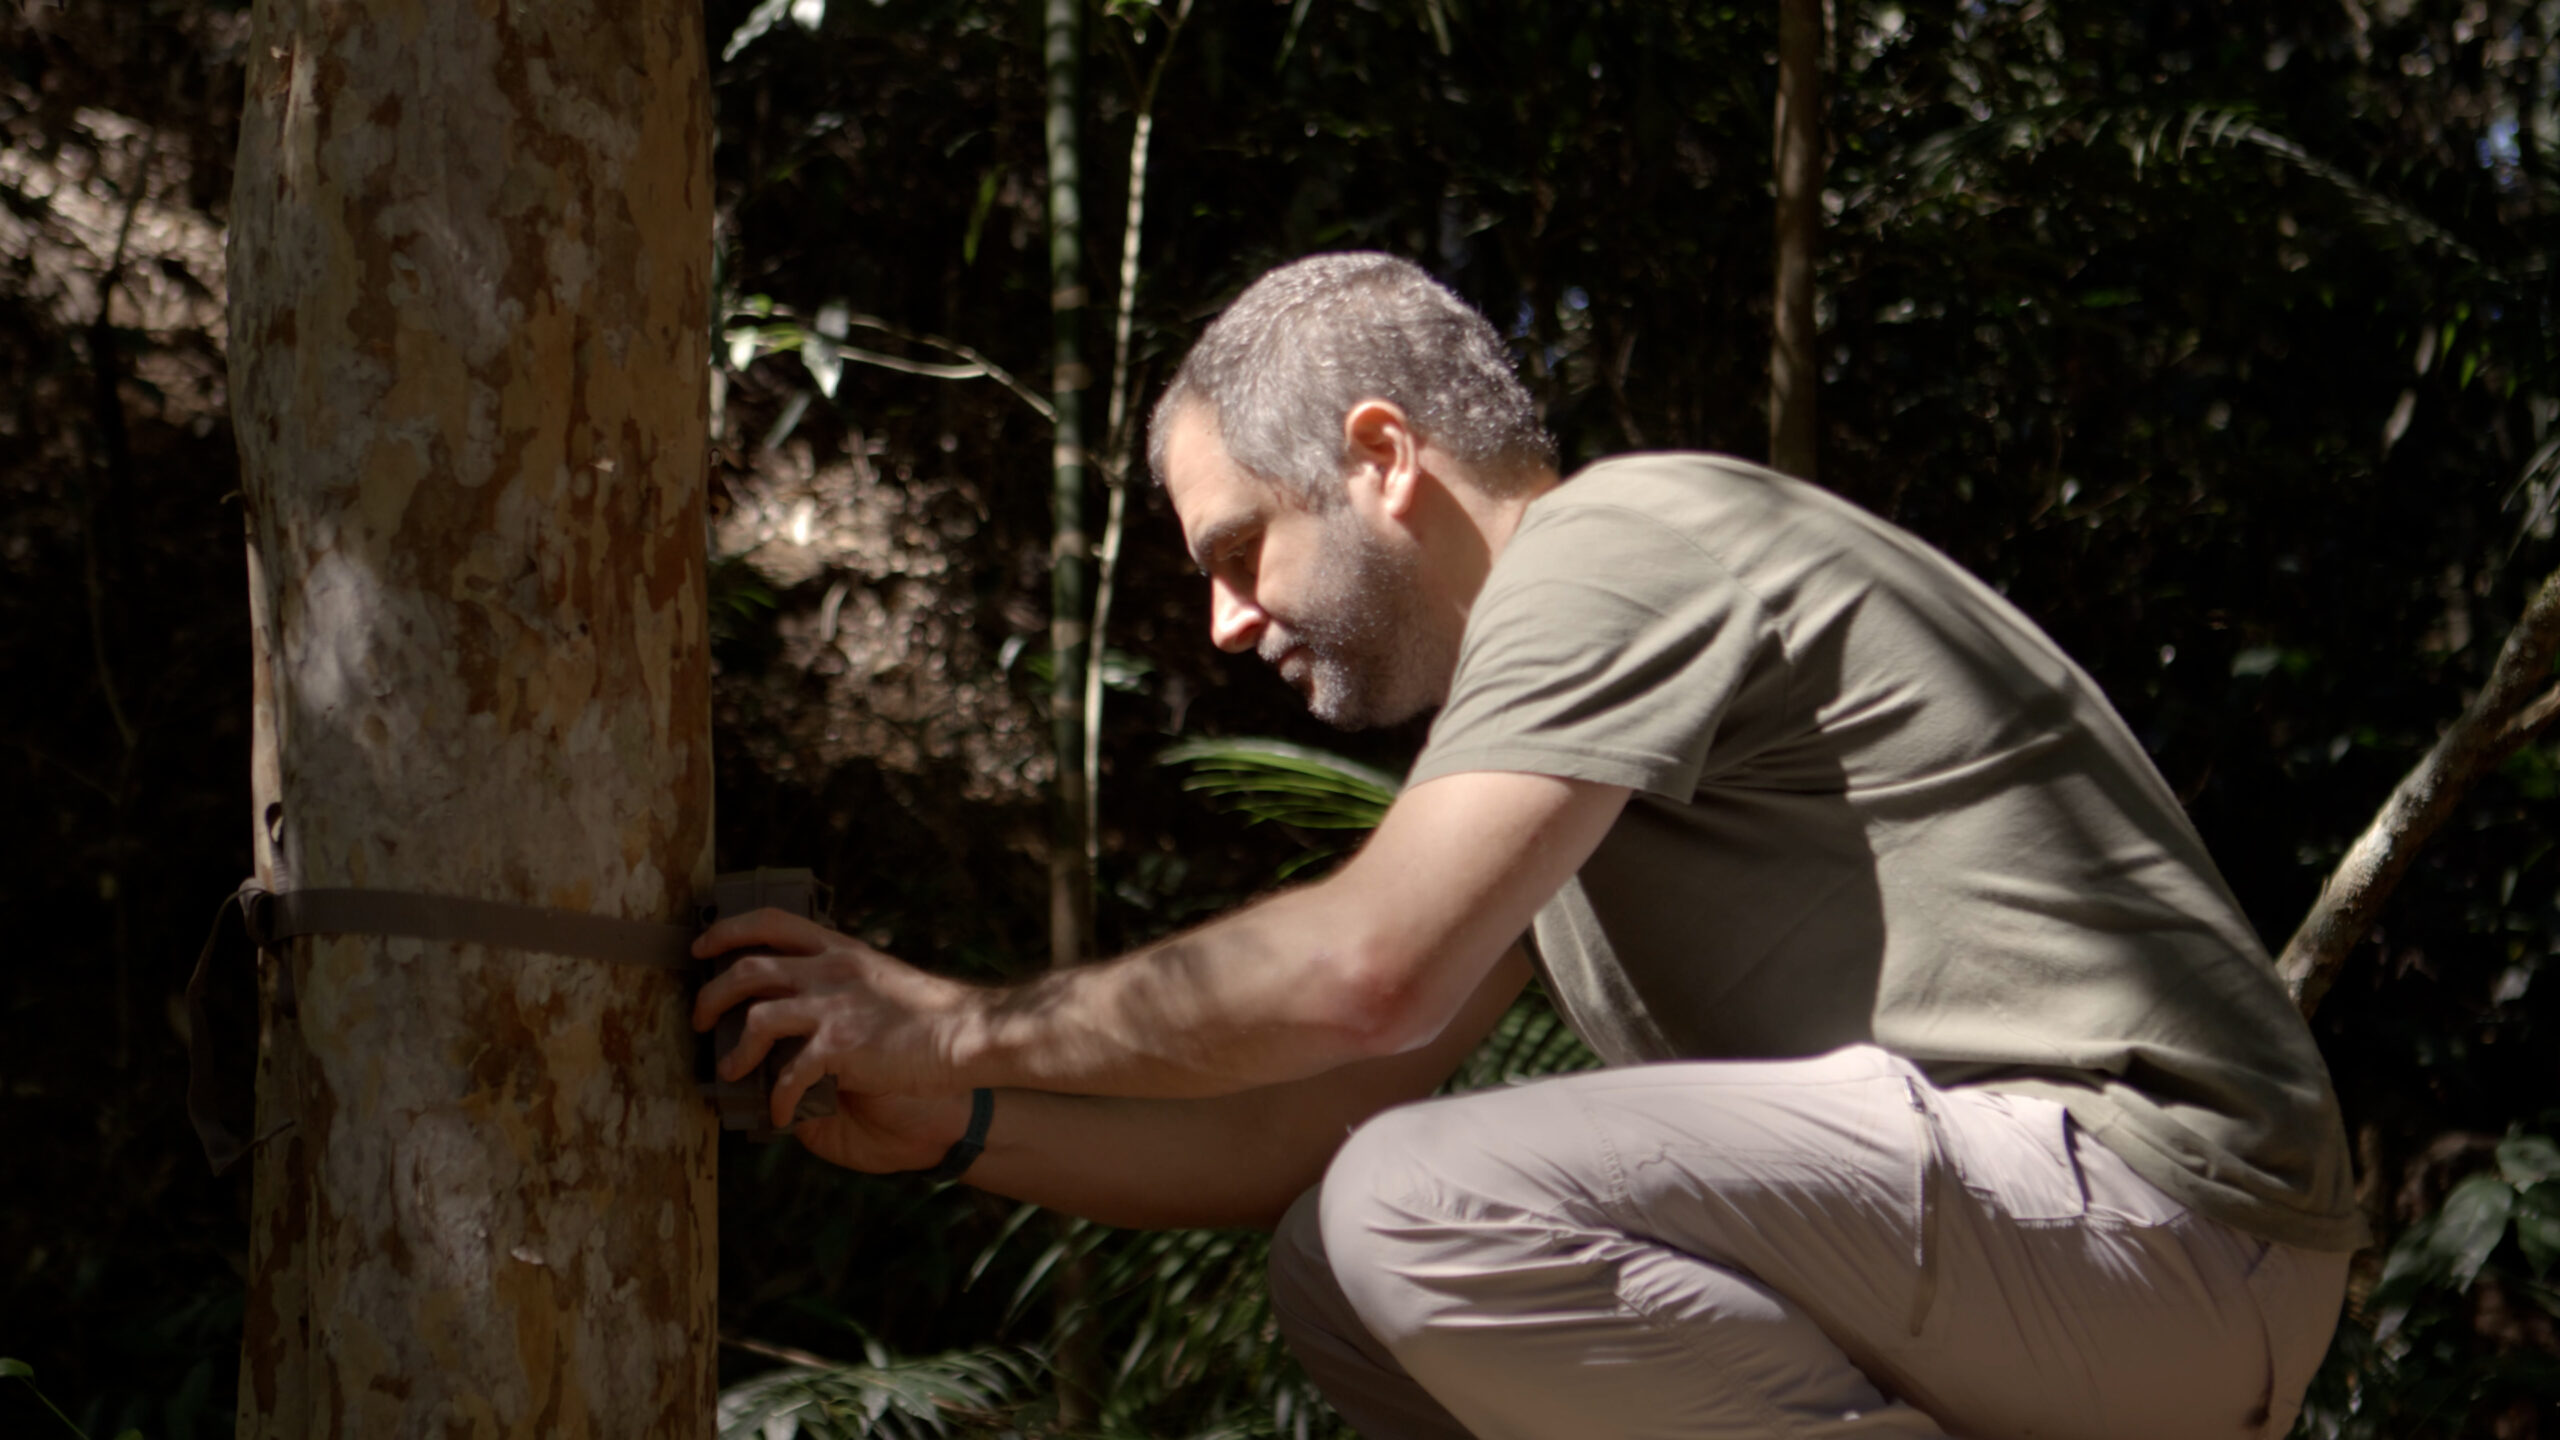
[1270,1045,2348,1440]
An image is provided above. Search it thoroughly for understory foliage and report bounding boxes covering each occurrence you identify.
[5,0,2560,1436]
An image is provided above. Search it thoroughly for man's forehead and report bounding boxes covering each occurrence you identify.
[1161,402,1240,487]
[1163,408,1276,542]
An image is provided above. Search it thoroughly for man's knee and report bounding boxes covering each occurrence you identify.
[1314,1101,1446,1273]
[1277,1099,1506,1362]
[1269,1107,1456,1359]
[1314,1096,1608,1343]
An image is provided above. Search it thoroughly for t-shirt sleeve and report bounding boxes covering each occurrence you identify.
[1408,501,1773,801]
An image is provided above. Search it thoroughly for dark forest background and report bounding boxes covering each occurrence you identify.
[4,0,2559,1435]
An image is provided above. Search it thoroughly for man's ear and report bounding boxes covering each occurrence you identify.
[1342,400,1420,518]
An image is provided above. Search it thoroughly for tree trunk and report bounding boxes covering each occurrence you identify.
[1769,0,1824,480]
[226,2,716,1434]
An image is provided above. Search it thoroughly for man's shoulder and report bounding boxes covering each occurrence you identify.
[1521,452,1908,591]
[1543,452,1871,538]
[1551,450,1778,509]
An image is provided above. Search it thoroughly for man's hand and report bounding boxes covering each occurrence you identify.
[690,909,975,1130]
[792,1090,976,1175]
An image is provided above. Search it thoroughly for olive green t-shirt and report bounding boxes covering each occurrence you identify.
[1409,453,2365,1252]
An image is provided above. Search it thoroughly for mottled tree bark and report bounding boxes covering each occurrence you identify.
[1769,0,1823,480]
[227,2,716,1434]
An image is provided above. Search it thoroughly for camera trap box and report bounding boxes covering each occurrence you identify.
[699,867,841,1141]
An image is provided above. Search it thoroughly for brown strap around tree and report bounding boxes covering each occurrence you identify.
[187,882,703,1175]
[245,886,698,970]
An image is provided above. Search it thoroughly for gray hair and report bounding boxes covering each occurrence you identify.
[1147,253,1556,507]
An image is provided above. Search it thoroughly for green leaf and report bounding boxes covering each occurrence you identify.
[2435,1172,2519,1292]
[2498,1132,2560,1187]
[2229,645,2282,678]
[0,1357,31,1378]
[2518,1184,2560,1278]
[2372,1172,2519,1340]
[962,166,999,268]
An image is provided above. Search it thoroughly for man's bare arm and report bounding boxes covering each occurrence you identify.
[694,771,1627,1119]
[831,947,1533,1230]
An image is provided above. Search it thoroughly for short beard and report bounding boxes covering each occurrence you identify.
[1262,507,1455,731]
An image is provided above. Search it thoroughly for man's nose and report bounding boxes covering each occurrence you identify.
[1209,578,1267,653]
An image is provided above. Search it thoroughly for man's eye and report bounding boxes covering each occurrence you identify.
[1205,539,1252,579]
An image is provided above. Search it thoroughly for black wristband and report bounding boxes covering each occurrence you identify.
[907,1088,993,1183]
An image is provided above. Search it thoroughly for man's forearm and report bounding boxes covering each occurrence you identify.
[953,884,1414,1098]
[943,773,1627,1100]
[956,947,1531,1229]
[964,1088,1332,1229]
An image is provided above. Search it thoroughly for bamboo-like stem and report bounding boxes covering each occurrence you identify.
[1044,0,1094,982]
[1085,471,1129,866]
[1083,0,1193,865]
[2277,565,2560,1016]
[1041,3,1101,1425]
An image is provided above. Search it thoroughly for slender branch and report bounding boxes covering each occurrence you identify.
[6,1366,93,1440]
[4,734,115,801]
[1083,0,1192,862]
[834,313,1059,425]
[1099,0,1191,459]
[1098,112,1153,460]
[835,344,1005,383]
[719,1333,843,1371]
[2277,565,2560,1016]
[1084,476,1131,864]
[81,130,154,759]
[2503,680,2560,747]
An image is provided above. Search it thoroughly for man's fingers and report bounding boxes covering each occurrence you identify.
[693,906,832,961]
[719,994,813,1082]
[690,951,804,1032]
[770,1040,829,1131]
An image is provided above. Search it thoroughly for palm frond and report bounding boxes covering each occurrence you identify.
[976,1211,1337,1438]
[1898,102,2497,274]
[716,1343,1042,1440]
[1157,738,1400,833]
[2147,105,2486,269]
